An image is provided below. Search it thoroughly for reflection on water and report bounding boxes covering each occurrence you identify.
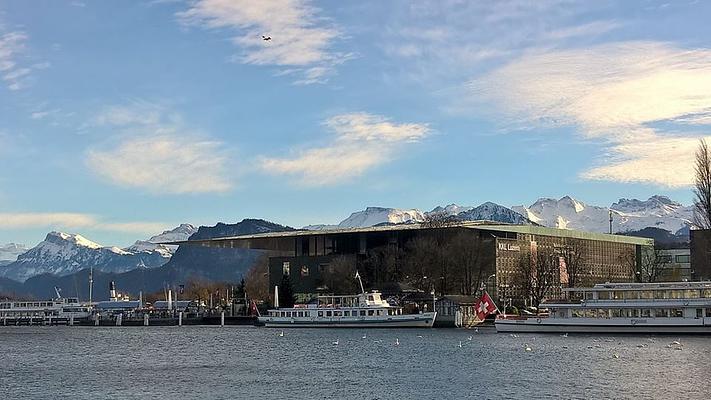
[1,326,710,400]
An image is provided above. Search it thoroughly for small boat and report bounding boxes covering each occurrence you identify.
[495,281,711,334]
[258,272,436,328]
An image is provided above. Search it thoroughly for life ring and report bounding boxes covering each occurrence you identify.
[536,318,542,324]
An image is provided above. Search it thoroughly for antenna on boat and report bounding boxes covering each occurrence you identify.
[88,266,93,304]
[274,285,280,308]
[355,271,365,294]
[54,286,62,300]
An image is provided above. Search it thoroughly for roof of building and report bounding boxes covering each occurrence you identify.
[165,221,653,247]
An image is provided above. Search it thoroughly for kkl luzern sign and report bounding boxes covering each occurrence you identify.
[498,243,521,252]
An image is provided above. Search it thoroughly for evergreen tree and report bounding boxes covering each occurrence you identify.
[279,274,296,308]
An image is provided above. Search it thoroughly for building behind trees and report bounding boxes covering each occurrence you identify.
[186,222,652,308]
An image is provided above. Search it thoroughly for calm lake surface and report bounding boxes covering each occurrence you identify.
[1,326,710,399]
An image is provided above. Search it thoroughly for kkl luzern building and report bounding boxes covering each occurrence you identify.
[181,221,653,308]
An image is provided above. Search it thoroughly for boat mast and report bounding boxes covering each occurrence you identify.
[88,266,93,304]
[355,271,365,294]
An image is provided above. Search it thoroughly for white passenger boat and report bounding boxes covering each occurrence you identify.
[0,297,92,325]
[495,281,711,334]
[259,290,437,328]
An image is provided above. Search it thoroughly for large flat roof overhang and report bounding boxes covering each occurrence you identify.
[162,221,653,250]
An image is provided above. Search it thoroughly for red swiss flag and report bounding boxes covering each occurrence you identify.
[475,292,498,320]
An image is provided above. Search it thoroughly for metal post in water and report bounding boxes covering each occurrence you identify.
[221,311,225,327]
[178,311,183,326]
[144,314,149,326]
[95,314,99,326]
[70,315,74,326]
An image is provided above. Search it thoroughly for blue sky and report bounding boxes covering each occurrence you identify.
[1,0,710,247]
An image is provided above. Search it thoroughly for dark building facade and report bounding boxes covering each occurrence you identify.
[183,222,653,307]
[691,229,711,280]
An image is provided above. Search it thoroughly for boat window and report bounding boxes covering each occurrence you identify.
[706,309,711,317]
[572,309,583,318]
[344,311,350,317]
[326,311,332,317]
[280,312,285,317]
[696,309,703,318]
[583,309,594,318]
[585,292,593,300]
[654,290,668,299]
[611,309,621,318]
[685,290,700,299]
[641,309,652,318]
[669,290,683,299]
[640,291,653,300]
[612,291,623,300]
[672,309,683,318]
[360,310,366,316]
[630,309,639,318]
[368,295,374,302]
[368,310,374,316]
[703,289,711,298]
[625,291,639,300]
[597,309,608,318]
[655,309,668,318]
[597,291,609,300]
[282,261,290,276]
[318,311,323,317]
[334,311,342,317]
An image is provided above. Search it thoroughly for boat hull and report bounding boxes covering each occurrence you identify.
[495,318,711,334]
[259,312,437,328]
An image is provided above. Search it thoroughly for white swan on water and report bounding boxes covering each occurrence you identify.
[332,339,339,345]
[395,338,400,346]
[278,331,284,337]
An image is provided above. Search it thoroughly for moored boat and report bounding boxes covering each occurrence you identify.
[258,272,436,328]
[495,281,711,334]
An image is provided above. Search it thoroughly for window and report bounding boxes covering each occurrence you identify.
[655,309,668,318]
[344,311,350,317]
[360,310,366,316]
[368,310,374,316]
[706,309,711,318]
[300,265,309,277]
[675,255,690,263]
[318,311,323,317]
[672,309,683,318]
[326,311,332,317]
[282,261,290,276]
[696,309,703,318]
[641,309,652,318]
[597,291,609,300]
[334,311,342,317]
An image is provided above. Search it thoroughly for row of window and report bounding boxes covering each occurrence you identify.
[0,302,55,309]
[594,289,711,300]
[270,308,399,318]
[567,308,711,318]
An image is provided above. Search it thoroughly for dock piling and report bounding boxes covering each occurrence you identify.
[143,314,149,326]
[178,311,183,326]
[221,311,225,327]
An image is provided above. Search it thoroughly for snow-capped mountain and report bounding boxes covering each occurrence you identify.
[0,243,28,263]
[126,223,198,257]
[338,207,426,228]
[0,231,170,282]
[455,202,531,224]
[305,202,531,230]
[512,195,692,234]
[427,204,475,217]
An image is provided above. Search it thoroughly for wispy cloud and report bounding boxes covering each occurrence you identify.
[383,1,620,83]
[0,31,47,90]
[86,103,233,194]
[177,0,349,84]
[260,112,430,185]
[0,212,168,235]
[468,41,711,187]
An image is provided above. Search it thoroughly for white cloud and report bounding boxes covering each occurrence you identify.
[177,0,348,84]
[468,41,711,187]
[86,103,232,194]
[0,212,168,235]
[260,113,430,186]
[383,1,620,83]
[0,31,44,91]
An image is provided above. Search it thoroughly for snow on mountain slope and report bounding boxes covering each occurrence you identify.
[512,195,692,234]
[427,204,475,217]
[338,207,426,228]
[0,243,28,262]
[0,231,170,282]
[456,202,531,224]
[126,223,197,256]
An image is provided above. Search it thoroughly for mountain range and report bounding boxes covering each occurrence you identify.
[0,194,694,298]
[0,224,197,283]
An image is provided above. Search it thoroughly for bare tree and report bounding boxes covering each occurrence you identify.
[515,249,559,308]
[320,255,360,294]
[620,247,669,283]
[694,138,711,229]
[558,240,586,288]
[245,255,270,302]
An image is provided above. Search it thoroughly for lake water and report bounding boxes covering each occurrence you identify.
[1,326,710,399]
